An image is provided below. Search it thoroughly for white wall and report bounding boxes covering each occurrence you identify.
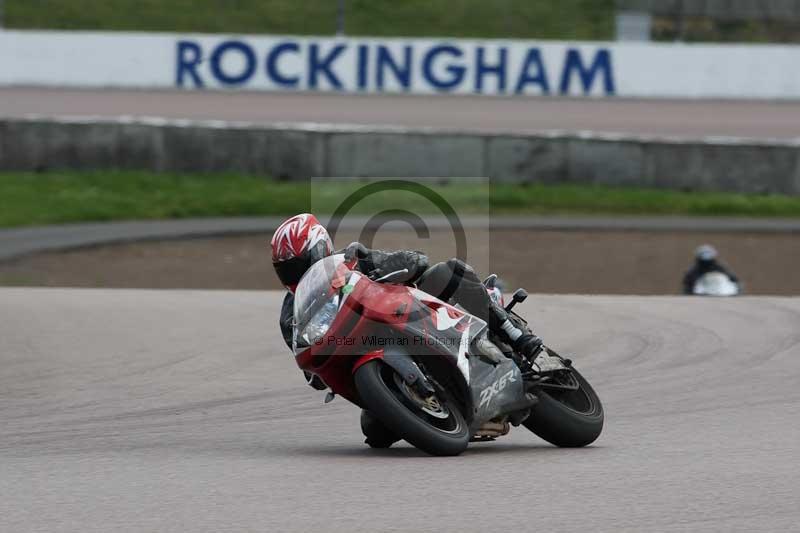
[1,30,799,100]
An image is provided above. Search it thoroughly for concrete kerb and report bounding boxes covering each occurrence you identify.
[0,115,799,193]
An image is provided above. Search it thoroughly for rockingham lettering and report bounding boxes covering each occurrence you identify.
[175,38,615,96]
[266,41,301,87]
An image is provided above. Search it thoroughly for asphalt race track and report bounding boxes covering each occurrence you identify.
[2,87,800,138]
[2,288,799,532]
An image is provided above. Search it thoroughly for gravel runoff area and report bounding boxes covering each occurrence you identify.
[1,227,799,295]
[2,288,799,532]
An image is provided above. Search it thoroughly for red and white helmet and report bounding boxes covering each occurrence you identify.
[270,214,334,292]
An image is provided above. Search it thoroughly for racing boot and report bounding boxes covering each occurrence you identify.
[511,332,544,360]
[494,308,543,361]
[360,410,401,449]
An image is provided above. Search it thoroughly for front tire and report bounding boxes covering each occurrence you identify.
[523,367,604,447]
[354,360,469,456]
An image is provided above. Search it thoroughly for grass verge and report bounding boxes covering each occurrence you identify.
[8,1,794,44]
[5,0,614,40]
[1,170,800,228]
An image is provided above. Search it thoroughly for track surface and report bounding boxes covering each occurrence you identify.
[2,87,800,138]
[2,289,799,532]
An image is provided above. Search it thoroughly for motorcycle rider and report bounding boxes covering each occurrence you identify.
[271,213,543,446]
[682,244,740,295]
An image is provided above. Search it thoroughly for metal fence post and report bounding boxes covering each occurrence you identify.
[675,0,686,41]
[336,0,345,36]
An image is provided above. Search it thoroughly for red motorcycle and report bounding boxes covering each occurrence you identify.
[293,253,603,456]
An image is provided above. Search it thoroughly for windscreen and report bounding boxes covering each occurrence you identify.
[293,254,352,350]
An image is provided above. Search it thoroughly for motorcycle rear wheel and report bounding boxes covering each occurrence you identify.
[354,360,470,456]
[523,367,604,447]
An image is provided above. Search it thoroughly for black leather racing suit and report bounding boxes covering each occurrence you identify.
[682,259,739,295]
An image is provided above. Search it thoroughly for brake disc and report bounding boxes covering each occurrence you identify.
[394,373,451,419]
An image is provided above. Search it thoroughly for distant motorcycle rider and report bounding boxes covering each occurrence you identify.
[270,213,543,373]
[682,245,740,295]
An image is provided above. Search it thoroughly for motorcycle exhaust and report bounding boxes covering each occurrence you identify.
[474,420,510,438]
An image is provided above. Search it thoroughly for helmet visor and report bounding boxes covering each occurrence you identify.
[274,255,314,291]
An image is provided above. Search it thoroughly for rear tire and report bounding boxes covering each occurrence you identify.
[354,360,469,456]
[523,368,604,447]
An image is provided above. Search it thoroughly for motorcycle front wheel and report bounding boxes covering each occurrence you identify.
[523,367,604,447]
[354,360,470,456]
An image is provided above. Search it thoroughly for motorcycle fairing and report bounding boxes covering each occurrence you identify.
[338,274,522,425]
[467,356,525,429]
[400,288,488,385]
[693,271,739,296]
[293,254,525,424]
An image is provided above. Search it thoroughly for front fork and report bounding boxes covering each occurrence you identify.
[352,348,436,398]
